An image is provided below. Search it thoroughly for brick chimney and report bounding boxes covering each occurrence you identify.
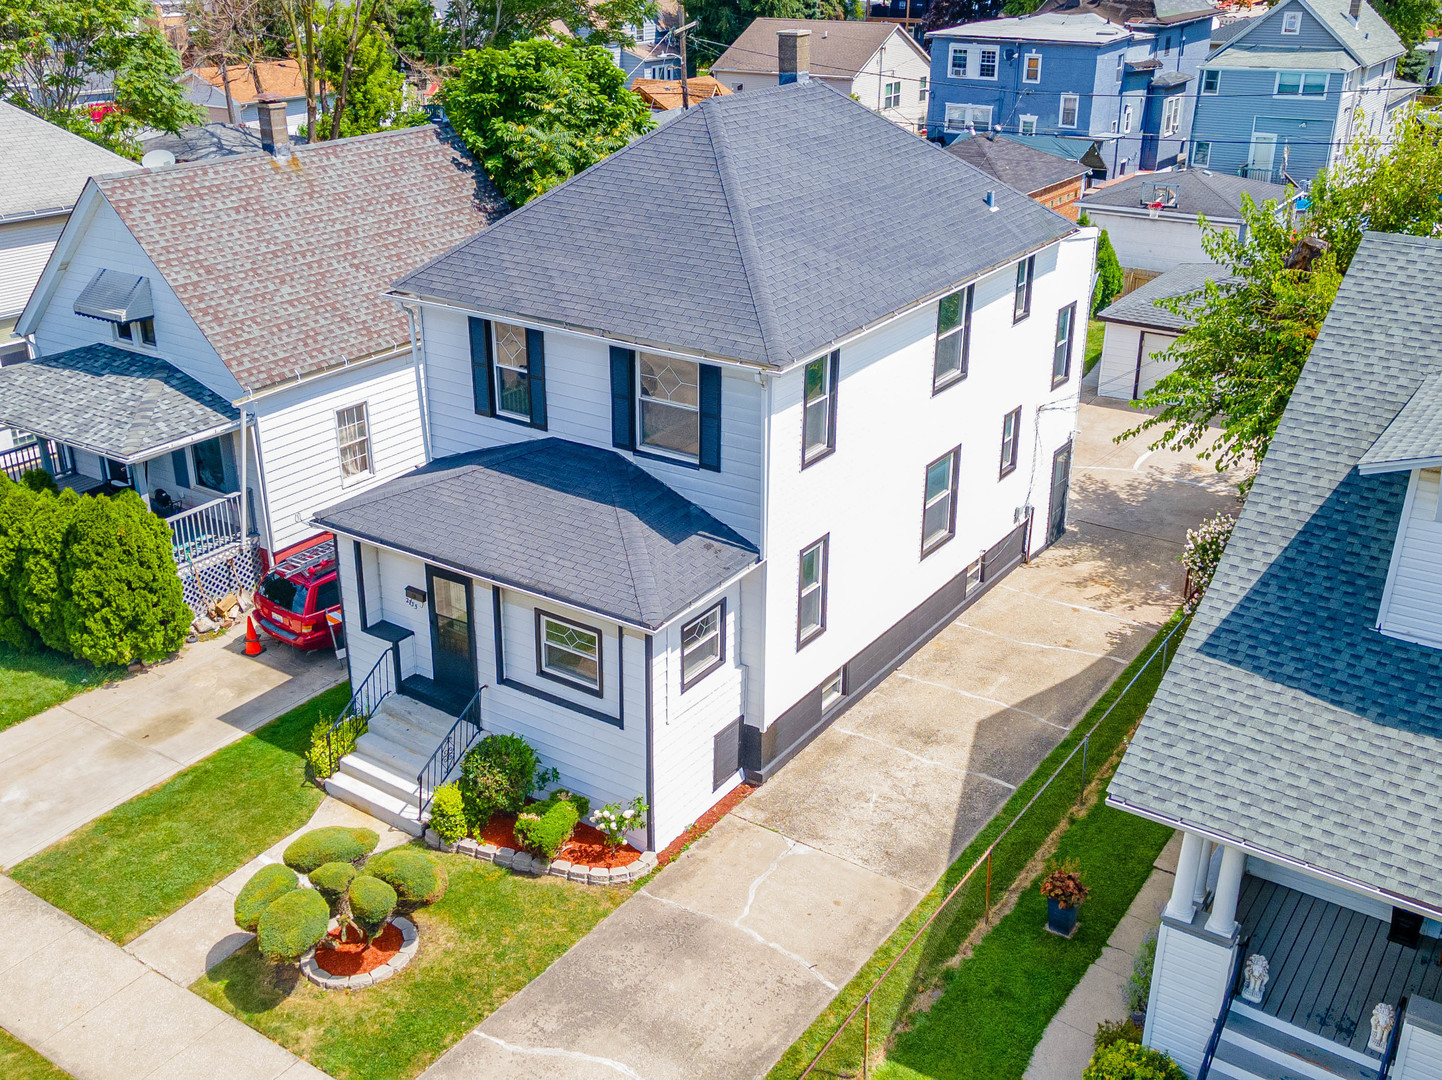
[1349,0,1361,20]
[256,93,290,159]
[778,29,811,85]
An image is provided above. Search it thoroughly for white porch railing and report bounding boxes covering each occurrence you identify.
[169,492,244,565]
[0,439,75,482]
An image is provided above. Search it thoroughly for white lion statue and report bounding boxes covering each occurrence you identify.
[1241,953,1269,1004]
[1369,1003,1396,1053]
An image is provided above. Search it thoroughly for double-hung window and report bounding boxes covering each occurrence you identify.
[1023,53,1041,83]
[469,316,547,428]
[1020,115,1037,135]
[117,317,156,347]
[978,47,999,79]
[802,350,838,467]
[638,352,701,460]
[1059,93,1079,128]
[1201,69,1220,94]
[1052,303,1076,388]
[493,321,532,420]
[1282,10,1301,33]
[921,448,960,557]
[336,403,372,479]
[796,536,828,649]
[192,436,230,492]
[882,81,902,109]
[1162,96,1182,137]
[1276,72,1328,96]
[999,407,1022,478]
[944,103,992,132]
[681,600,725,690]
[537,611,602,694]
[949,44,968,78]
[919,76,928,101]
[933,285,973,392]
[1122,104,1133,133]
[1013,256,1034,323]
[1191,141,1212,167]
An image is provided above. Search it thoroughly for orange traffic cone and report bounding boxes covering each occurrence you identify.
[244,615,265,656]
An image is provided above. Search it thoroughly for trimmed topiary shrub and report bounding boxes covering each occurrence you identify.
[19,469,57,495]
[366,846,443,907]
[309,860,357,910]
[256,887,329,963]
[459,733,557,828]
[0,479,38,650]
[234,863,299,932]
[1083,1041,1187,1080]
[428,783,467,844]
[14,485,79,654]
[283,826,379,874]
[514,797,579,860]
[348,874,397,941]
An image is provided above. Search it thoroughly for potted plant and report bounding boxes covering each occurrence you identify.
[1040,859,1089,938]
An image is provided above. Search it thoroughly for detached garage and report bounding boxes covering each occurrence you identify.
[1095,263,1222,401]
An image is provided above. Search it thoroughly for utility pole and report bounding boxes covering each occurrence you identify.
[677,6,697,108]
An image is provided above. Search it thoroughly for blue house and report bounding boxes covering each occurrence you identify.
[925,0,1216,178]
[1189,0,1411,184]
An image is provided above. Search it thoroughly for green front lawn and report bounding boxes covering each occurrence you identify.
[1084,317,1105,375]
[0,645,121,733]
[194,852,630,1080]
[10,683,349,943]
[0,1027,74,1080]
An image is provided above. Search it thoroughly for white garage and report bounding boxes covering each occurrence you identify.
[1096,263,1222,401]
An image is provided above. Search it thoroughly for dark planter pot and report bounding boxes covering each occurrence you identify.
[1046,897,1080,938]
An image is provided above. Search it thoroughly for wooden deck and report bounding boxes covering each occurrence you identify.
[1236,875,1442,1056]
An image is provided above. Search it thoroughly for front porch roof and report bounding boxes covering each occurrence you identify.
[0,343,239,464]
[1357,371,1442,475]
[314,438,760,630]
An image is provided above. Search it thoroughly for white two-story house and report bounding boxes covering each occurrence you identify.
[0,106,504,614]
[1110,232,1442,1080]
[313,77,1096,852]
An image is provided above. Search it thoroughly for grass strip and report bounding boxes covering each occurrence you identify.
[1084,317,1106,376]
[880,802,1172,1079]
[768,609,1186,1080]
[194,852,631,1080]
[11,682,349,944]
[0,1026,75,1080]
[0,646,122,734]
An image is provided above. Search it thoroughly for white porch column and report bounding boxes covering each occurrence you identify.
[1192,840,1214,908]
[1205,845,1246,937]
[1166,832,1204,920]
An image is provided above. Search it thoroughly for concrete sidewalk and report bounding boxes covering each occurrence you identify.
[0,625,343,870]
[0,874,326,1080]
[420,401,1246,1080]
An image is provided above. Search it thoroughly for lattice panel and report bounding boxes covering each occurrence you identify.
[178,540,262,617]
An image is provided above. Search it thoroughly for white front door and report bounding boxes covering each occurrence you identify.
[1248,132,1278,173]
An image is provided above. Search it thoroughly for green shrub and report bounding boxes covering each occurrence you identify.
[282,826,379,874]
[233,863,299,932]
[1083,1041,1186,1080]
[1095,1019,1144,1051]
[19,469,57,495]
[1127,932,1157,1014]
[428,783,467,843]
[459,733,556,826]
[366,846,443,907]
[308,861,357,909]
[256,886,330,963]
[1092,228,1125,315]
[550,788,589,821]
[514,797,579,860]
[0,479,38,649]
[304,711,362,779]
[14,486,79,654]
[348,874,397,941]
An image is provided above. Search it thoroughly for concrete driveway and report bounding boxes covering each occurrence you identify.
[423,398,1245,1080]
[0,626,343,869]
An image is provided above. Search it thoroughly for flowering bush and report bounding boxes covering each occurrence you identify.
[1181,512,1236,611]
[592,796,649,853]
[1040,859,1090,909]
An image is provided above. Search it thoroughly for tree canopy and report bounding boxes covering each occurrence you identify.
[688,0,859,62]
[444,0,657,53]
[1371,0,1439,49]
[439,39,653,205]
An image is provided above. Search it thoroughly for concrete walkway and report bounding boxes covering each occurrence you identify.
[0,874,326,1080]
[420,401,1246,1080]
[0,625,343,870]
[1025,832,1183,1079]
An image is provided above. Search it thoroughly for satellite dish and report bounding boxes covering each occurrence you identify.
[141,149,176,170]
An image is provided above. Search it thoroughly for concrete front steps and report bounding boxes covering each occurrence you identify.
[1209,1004,1382,1080]
[324,692,464,836]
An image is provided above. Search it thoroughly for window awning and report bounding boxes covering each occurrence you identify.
[1358,372,1442,475]
[73,269,154,325]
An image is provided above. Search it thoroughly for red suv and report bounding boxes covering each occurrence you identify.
[253,535,342,650]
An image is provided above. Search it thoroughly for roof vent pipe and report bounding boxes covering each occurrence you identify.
[256,93,290,160]
[777,29,811,85]
[985,189,997,210]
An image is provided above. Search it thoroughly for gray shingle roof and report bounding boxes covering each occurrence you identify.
[1034,0,1218,26]
[1078,168,1290,221]
[0,103,136,222]
[1108,232,1442,911]
[0,343,238,463]
[394,82,1073,369]
[1216,0,1402,67]
[1357,372,1442,474]
[313,439,759,629]
[944,134,1087,195]
[1096,262,1227,331]
[710,19,925,78]
[140,123,264,164]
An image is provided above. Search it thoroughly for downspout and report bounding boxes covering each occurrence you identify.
[246,413,277,560]
[401,301,434,462]
[236,412,250,604]
[643,634,656,852]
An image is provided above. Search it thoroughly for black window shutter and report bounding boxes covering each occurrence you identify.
[170,448,189,488]
[610,346,635,449]
[526,328,547,429]
[698,363,722,472]
[826,350,840,452]
[469,316,494,416]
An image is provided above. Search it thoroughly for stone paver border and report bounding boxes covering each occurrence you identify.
[300,916,418,990]
[424,829,657,885]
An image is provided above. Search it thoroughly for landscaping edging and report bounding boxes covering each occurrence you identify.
[300,916,418,990]
[424,829,657,885]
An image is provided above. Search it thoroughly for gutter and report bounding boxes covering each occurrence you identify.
[233,342,412,404]
[1076,202,1244,227]
[0,416,242,467]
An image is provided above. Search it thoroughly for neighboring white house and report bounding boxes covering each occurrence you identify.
[1109,233,1442,1080]
[312,79,1095,852]
[711,20,933,131]
[1094,263,1220,399]
[1076,169,1291,274]
[0,108,505,614]
[179,61,314,133]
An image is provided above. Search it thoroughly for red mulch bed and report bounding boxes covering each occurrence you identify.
[656,783,756,869]
[313,920,402,977]
[479,815,641,869]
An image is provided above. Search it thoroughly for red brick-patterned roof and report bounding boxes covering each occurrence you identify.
[97,123,505,394]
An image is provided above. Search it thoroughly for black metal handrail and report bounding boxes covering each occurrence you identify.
[1378,996,1408,1080]
[416,686,486,817]
[1197,933,1251,1080]
[325,646,397,771]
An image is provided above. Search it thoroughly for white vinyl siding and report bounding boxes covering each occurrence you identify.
[0,216,66,321]
[1145,921,1237,1076]
[1096,323,1180,401]
[1377,468,1442,649]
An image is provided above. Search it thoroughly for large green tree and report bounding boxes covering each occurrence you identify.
[1371,0,1439,49]
[689,0,856,62]
[439,39,653,206]
[1125,109,1442,480]
[318,4,422,136]
[444,0,654,53]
